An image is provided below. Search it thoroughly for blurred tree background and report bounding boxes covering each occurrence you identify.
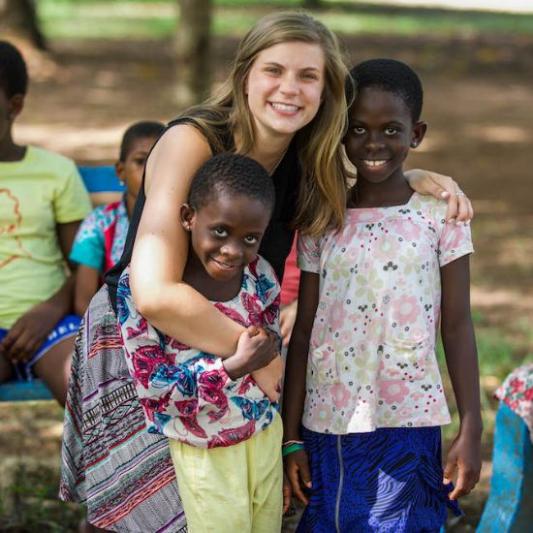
[0,0,46,49]
[0,1,532,531]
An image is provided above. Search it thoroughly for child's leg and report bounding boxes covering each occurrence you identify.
[33,336,75,407]
[0,329,13,382]
[0,353,13,382]
[246,414,283,532]
[168,414,283,533]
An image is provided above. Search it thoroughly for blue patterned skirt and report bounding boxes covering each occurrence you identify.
[296,425,461,533]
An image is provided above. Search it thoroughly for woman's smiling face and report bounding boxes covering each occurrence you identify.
[245,41,326,141]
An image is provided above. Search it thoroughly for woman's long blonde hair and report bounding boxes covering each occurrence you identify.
[184,11,350,236]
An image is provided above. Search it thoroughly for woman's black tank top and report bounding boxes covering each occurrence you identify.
[106,116,301,312]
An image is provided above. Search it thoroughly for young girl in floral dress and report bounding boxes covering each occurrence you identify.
[283,59,482,532]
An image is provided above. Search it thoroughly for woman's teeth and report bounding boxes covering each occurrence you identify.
[271,102,299,112]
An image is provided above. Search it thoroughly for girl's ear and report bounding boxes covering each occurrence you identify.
[180,203,195,231]
[115,161,126,184]
[8,94,25,121]
[410,121,427,149]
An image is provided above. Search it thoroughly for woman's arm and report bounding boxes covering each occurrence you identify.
[440,255,482,500]
[0,221,80,362]
[130,125,244,357]
[405,170,474,222]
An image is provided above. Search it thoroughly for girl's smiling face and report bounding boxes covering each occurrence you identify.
[245,41,326,141]
[181,192,271,283]
[344,86,426,184]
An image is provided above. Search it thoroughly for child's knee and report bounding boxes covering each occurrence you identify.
[33,337,74,406]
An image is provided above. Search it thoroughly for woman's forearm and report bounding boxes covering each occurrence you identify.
[135,281,244,357]
[129,125,240,355]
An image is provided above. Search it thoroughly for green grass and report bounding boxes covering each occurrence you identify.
[37,0,533,41]
[0,462,83,532]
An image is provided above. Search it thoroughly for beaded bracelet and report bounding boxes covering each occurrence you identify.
[282,442,305,457]
[282,439,304,447]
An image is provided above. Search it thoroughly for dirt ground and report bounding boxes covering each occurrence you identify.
[1,29,532,531]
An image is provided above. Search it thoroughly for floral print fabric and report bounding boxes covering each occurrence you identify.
[116,255,281,449]
[495,364,533,442]
[298,193,474,434]
[69,199,129,273]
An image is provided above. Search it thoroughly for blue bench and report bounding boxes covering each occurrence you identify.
[477,402,533,532]
[79,165,125,205]
[0,166,123,403]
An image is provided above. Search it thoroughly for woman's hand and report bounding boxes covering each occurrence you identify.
[285,448,312,505]
[405,169,474,223]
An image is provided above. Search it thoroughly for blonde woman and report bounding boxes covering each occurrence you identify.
[61,12,472,533]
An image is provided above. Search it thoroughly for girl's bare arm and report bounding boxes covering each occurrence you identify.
[440,255,482,499]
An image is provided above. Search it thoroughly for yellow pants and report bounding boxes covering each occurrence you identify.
[169,414,283,533]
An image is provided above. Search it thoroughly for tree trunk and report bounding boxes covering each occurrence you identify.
[0,0,46,50]
[302,0,322,8]
[175,0,212,107]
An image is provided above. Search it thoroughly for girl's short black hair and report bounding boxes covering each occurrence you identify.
[347,58,423,122]
[189,153,275,213]
[119,121,165,161]
[0,41,28,97]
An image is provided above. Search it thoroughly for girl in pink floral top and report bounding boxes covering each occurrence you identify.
[283,59,482,532]
[117,154,285,531]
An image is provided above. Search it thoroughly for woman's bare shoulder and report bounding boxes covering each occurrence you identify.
[144,122,212,193]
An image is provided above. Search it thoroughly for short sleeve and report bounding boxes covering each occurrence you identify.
[297,233,321,273]
[255,256,281,308]
[54,160,92,223]
[69,209,105,271]
[261,264,281,345]
[437,211,474,267]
